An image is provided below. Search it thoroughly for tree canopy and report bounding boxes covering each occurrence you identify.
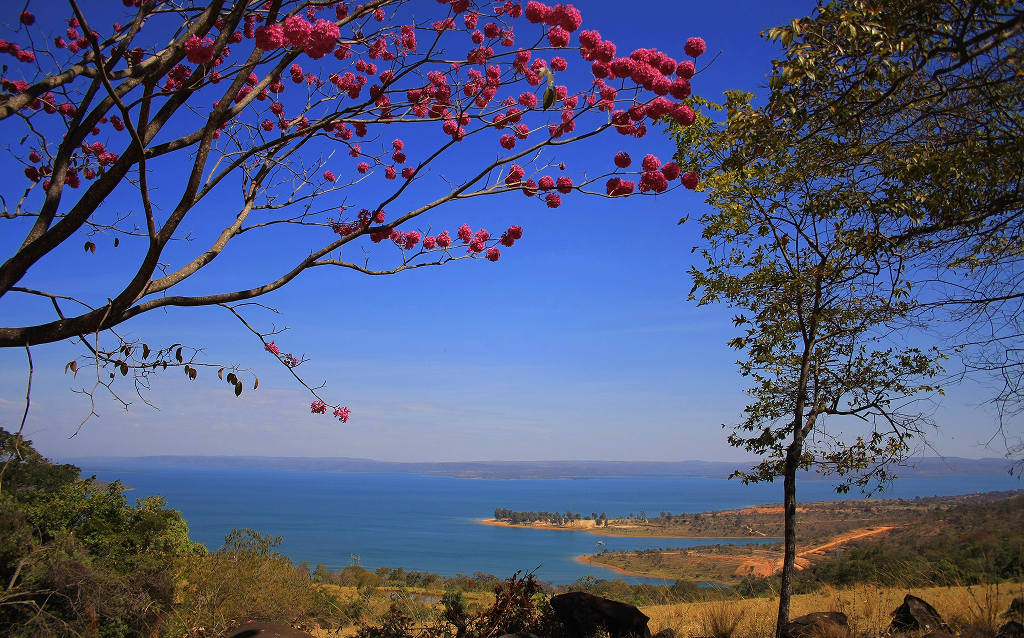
[671,0,1022,632]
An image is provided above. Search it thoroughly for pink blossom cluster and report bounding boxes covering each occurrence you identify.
[265,340,300,367]
[254,15,340,59]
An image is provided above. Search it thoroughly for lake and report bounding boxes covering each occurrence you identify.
[83,466,1021,585]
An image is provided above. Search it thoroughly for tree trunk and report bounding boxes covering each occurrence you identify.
[775,436,803,638]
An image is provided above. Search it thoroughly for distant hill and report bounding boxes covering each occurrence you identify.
[62,455,1018,480]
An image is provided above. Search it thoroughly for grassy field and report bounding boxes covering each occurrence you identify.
[642,584,1023,638]
[310,583,1022,638]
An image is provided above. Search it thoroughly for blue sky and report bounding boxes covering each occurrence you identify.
[0,0,1013,464]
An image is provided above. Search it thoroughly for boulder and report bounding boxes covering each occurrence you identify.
[889,595,951,635]
[781,611,850,638]
[996,621,1024,638]
[223,622,315,638]
[550,591,652,638]
[1006,599,1024,620]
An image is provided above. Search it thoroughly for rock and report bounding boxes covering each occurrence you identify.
[781,611,850,638]
[550,591,652,638]
[223,622,316,638]
[889,595,952,635]
[996,621,1024,638]
[1005,600,1024,619]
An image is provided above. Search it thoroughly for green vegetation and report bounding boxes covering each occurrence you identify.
[0,428,363,637]
[580,493,1024,593]
[494,508,605,526]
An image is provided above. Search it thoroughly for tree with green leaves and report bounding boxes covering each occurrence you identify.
[671,0,1023,631]
[756,0,1024,452]
[676,89,945,632]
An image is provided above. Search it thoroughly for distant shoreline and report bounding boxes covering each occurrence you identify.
[478,518,759,539]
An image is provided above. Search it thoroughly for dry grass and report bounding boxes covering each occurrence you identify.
[642,584,1024,638]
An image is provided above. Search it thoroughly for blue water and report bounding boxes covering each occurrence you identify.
[84,467,1021,585]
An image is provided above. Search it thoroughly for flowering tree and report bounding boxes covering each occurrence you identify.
[0,0,704,429]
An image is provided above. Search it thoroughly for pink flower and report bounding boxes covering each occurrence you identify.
[606,177,635,196]
[437,230,452,248]
[265,341,281,355]
[401,167,415,179]
[525,1,550,24]
[323,170,336,182]
[518,92,538,108]
[283,15,313,46]
[681,171,700,189]
[255,24,285,50]
[556,176,573,194]
[642,154,661,171]
[500,134,516,149]
[20,11,35,25]
[545,192,561,208]
[333,406,351,422]
[672,104,695,127]
[28,151,41,163]
[538,175,555,191]
[311,400,327,414]
[579,30,601,49]
[500,226,521,246]
[385,166,397,179]
[547,26,570,48]
[24,166,40,182]
[306,19,340,59]
[551,56,567,71]
[640,170,668,193]
[662,161,681,181]
[506,164,525,185]
[357,162,370,173]
[669,78,692,100]
[614,152,631,168]
[684,37,706,58]
[486,246,501,262]
[458,224,473,243]
[609,57,635,78]
[423,235,437,249]
[522,178,538,196]
[677,60,695,79]
[184,35,216,63]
